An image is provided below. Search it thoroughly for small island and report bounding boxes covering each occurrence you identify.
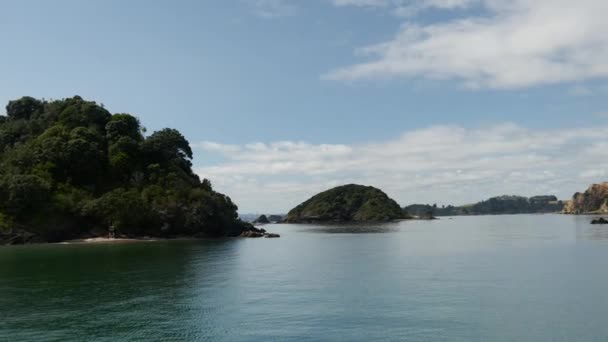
[285,184,408,223]
[253,215,270,224]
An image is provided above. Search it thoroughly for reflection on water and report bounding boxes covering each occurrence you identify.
[580,226,608,240]
[0,240,240,341]
[574,215,608,241]
[296,221,402,234]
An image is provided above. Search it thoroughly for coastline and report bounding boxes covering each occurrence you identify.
[57,237,161,245]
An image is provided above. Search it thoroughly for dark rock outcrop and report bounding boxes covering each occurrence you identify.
[240,230,264,238]
[591,217,608,225]
[0,229,43,245]
[265,233,280,238]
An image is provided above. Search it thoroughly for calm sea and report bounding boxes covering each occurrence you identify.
[1,215,608,341]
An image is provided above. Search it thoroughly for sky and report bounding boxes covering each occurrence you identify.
[1,0,608,213]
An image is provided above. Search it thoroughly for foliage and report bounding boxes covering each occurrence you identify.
[286,184,405,223]
[404,195,564,217]
[0,96,246,242]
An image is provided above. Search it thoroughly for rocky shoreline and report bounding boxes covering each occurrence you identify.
[240,226,280,238]
[1,225,281,246]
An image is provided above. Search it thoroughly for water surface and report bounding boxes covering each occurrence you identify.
[2,215,608,341]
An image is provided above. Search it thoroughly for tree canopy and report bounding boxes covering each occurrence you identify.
[285,184,406,223]
[404,195,563,217]
[0,96,246,242]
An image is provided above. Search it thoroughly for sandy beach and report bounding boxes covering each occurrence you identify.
[58,237,159,244]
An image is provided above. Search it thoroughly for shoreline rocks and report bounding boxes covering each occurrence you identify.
[0,229,44,245]
[239,227,280,238]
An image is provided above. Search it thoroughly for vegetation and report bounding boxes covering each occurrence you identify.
[0,96,248,243]
[285,184,406,223]
[404,195,563,217]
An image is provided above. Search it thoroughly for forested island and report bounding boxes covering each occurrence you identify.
[0,96,252,244]
[285,184,408,223]
[404,195,564,217]
[283,185,568,223]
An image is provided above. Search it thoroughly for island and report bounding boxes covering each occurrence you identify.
[562,182,608,214]
[0,96,255,245]
[253,215,270,224]
[285,184,409,223]
[404,195,564,217]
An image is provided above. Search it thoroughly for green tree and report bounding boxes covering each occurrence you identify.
[6,96,44,121]
[0,96,248,243]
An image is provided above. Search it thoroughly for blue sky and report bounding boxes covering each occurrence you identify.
[2,0,608,213]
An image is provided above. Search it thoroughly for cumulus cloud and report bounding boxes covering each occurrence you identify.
[332,0,476,15]
[195,124,608,213]
[325,0,608,89]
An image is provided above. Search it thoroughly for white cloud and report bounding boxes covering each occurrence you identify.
[249,0,297,18]
[332,0,474,8]
[568,85,593,97]
[580,169,606,179]
[325,0,608,89]
[333,0,477,16]
[195,123,608,213]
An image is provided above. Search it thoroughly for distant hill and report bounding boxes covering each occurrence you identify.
[239,213,259,222]
[240,214,285,223]
[286,184,406,223]
[562,183,608,214]
[253,215,270,224]
[405,195,564,217]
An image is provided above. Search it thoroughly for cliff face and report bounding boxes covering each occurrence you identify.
[286,184,405,223]
[562,183,608,214]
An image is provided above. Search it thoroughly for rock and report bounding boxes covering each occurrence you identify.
[265,233,280,238]
[0,229,37,245]
[563,183,608,214]
[591,217,608,224]
[240,230,264,238]
[250,226,266,233]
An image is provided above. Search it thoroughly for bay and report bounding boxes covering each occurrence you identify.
[1,214,608,341]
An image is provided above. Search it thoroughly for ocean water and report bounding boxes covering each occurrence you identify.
[1,214,608,341]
